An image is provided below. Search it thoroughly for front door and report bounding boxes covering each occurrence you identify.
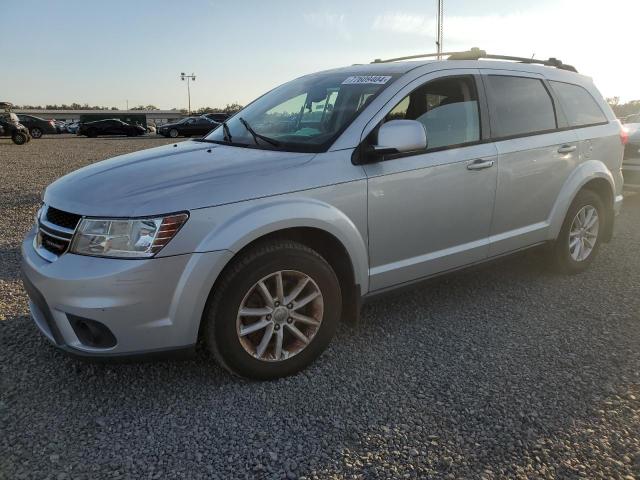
[365,72,498,291]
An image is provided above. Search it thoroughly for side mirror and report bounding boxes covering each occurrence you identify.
[372,120,427,155]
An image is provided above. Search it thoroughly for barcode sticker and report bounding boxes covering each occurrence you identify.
[342,75,392,85]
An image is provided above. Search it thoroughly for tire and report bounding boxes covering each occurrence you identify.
[203,240,342,380]
[551,189,605,274]
[30,127,42,139]
[12,132,27,145]
[168,128,179,138]
[87,129,98,138]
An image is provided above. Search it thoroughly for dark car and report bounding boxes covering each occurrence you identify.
[158,116,218,138]
[77,119,146,138]
[17,114,57,138]
[202,112,230,123]
[622,117,640,188]
[0,114,31,145]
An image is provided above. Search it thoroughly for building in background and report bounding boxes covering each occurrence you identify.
[14,109,184,126]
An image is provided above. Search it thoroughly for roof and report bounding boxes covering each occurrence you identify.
[312,50,585,83]
[371,48,578,72]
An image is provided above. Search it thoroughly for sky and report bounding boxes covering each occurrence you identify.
[2,0,638,110]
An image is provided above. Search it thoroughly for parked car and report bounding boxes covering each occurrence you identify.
[22,49,624,379]
[52,120,67,134]
[77,119,146,138]
[0,106,31,145]
[621,115,640,188]
[16,114,57,138]
[65,121,81,134]
[202,112,230,123]
[157,116,218,138]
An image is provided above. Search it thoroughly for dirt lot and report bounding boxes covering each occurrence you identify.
[1,135,640,479]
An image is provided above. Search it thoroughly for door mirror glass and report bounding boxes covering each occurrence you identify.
[373,120,427,154]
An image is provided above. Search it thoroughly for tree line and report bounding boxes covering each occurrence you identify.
[13,103,244,114]
[606,98,640,119]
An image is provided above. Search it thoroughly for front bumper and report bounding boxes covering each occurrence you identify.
[21,228,232,357]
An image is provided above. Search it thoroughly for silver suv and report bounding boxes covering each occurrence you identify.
[22,49,624,379]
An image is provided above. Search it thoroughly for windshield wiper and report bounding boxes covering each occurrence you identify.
[221,121,232,142]
[239,117,280,147]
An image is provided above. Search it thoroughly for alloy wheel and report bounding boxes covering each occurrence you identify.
[569,205,599,262]
[236,270,324,362]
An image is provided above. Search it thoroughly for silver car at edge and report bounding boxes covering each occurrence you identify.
[22,50,625,379]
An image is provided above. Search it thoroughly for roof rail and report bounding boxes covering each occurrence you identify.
[372,47,578,72]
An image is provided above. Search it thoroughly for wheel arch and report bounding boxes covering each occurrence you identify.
[548,160,616,242]
[191,198,369,336]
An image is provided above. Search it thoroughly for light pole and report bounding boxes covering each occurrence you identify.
[180,72,196,115]
[436,0,443,59]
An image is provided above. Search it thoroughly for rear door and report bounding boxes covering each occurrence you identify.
[196,118,215,136]
[547,80,619,177]
[105,120,120,135]
[481,70,580,256]
[183,118,197,135]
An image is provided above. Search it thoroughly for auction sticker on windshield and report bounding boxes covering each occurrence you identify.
[342,76,392,85]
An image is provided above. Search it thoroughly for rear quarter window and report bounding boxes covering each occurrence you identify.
[549,81,608,127]
[484,75,557,138]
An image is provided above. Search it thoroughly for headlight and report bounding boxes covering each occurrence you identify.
[70,213,188,258]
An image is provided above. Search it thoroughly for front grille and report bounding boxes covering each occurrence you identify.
[40,231,69,256]
[35,205,80,260]
[46,206,81,230]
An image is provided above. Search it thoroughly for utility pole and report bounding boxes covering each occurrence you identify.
[180,72,196,115]
[436,0,444,59]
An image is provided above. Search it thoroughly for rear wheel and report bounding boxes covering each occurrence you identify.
[12,131,28,145]
[551,189,605,274]
[203,240,342,379]
[30,127,42,139]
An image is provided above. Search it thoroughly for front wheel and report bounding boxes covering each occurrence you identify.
[551,189,605,274]
[12,131,28,145]
[203,240,342,380]
[168,128,179,138]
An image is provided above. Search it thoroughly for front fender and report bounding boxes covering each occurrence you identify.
[548,159,615,239]
[174,195,370,294]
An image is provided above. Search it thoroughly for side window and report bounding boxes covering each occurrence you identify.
[484,75,556,138]
[385,76,480,149]
[549,81,607,127]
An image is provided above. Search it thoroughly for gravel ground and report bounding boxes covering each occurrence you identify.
[1,136,640,480]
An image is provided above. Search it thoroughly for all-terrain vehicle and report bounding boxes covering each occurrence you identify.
[0,102,31,145]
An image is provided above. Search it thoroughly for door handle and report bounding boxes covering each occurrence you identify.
[466,159,495,171]
[557,144,577,154]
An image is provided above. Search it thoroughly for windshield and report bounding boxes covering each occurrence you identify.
[205,72,397,152]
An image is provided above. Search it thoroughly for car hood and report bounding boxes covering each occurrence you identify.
[44,141,316,217]
[159,122,182,129]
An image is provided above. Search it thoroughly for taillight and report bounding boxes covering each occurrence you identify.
[618,121,629,145]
